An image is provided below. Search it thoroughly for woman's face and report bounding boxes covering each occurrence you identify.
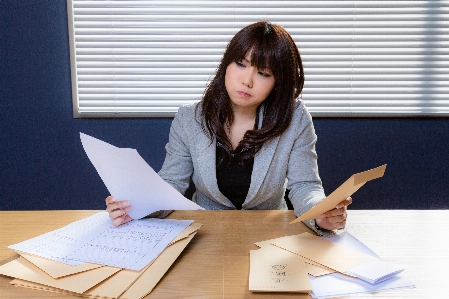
[224,51,275,114]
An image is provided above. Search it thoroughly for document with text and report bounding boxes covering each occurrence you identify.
[9,212,193,271]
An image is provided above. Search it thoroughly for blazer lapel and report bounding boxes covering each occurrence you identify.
[245,135,280,203]
[194,131,230,203]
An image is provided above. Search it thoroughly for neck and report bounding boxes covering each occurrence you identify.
[231,104,258,123]
[226,108,257,150]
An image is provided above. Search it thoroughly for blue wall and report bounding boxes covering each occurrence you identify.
[1,1,448,211]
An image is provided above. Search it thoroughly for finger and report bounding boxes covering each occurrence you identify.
[106,201,121,214]
[109,205,131,220]
[113,213,132,227]
[105,196,116,205]
[336,197,353,209]
[106,200,130,214]
[322,206,346,218]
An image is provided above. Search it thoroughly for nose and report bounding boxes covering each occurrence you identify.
[241,68,253,88]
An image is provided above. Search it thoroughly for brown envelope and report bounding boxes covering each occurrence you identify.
[271,232,377,273]
[0,256,120,294]
[255,237,335,276]
[11,279,79,297]
[169,222,202,245]
[291,164,387,223]
[9,231,198,299]
[15,222,202,281]
[249,245,311,292]
[120,233,196,299]
[19,252,103,278]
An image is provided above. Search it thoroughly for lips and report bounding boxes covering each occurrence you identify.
[237,91,250,97]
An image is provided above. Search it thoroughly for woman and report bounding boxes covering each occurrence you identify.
[106,21,351,235]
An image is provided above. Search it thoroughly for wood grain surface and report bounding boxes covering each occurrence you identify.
[1,210,447,298]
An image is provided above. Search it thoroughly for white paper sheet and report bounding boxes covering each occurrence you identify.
[309,232,414,298]
[326,233,404,284]
[345,259,404,284]
[9,212,193,271]
[9,212,111,265]
[80,132,203,220]
[309,272,414,299]
[324,232,379,258]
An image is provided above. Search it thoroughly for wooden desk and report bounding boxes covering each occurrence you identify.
[1,210,448,298]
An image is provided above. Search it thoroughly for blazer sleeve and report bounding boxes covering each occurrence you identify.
[286,103,342,236]
[158,106,194,196]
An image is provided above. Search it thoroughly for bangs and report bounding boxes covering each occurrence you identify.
[225,22,284,74]
[248,43,277,72]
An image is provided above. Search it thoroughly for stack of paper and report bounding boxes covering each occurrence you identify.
[250,232,414,298]
[0,212,202,299]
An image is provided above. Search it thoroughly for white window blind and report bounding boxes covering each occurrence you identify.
[67,0,449,118]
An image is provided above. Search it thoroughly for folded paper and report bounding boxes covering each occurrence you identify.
[271,232,376,273]
[6,231,198,299]
[255,236,335,277]
[120,234,196,299]
[0,257,120,294]
[309,272,414,298]
[291,164,387,223]
[9,212,193,271]
[271,232,404,285]
[345,260,404,284]
[19,252,102,279]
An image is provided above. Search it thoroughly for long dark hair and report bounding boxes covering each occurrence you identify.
[198,21,304,165]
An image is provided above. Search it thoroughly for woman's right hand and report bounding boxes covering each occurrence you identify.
[105,196,133,226]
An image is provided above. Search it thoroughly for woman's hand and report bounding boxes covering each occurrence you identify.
[315,197,352,230]
[105,196,133,227]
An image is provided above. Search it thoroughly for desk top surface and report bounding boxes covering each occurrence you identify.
[1,209,448,299]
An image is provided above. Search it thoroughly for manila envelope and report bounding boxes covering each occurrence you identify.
[10,231,198,299]
[19,252,103,278]
[249,245,311,292]
[0,256,120,294]
[270,232,376,274]
[291,164,387,223]
[254,238,335,277]
[169,222,202,245]
[120,233,196,299]
[16,222,202,280]
[87,229,199,299]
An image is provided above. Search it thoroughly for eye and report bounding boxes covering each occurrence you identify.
[258,70,272,78]
[235,61,245,68]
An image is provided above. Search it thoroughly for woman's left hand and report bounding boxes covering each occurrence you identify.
[315,197,352,230]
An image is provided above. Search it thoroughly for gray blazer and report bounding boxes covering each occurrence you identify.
[158,100,331,235]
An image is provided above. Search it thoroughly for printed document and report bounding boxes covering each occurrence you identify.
[9,212,193,271]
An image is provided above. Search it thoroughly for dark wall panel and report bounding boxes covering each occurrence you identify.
[1,1,448,211]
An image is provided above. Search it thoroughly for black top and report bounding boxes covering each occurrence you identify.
[216,142,254,210]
